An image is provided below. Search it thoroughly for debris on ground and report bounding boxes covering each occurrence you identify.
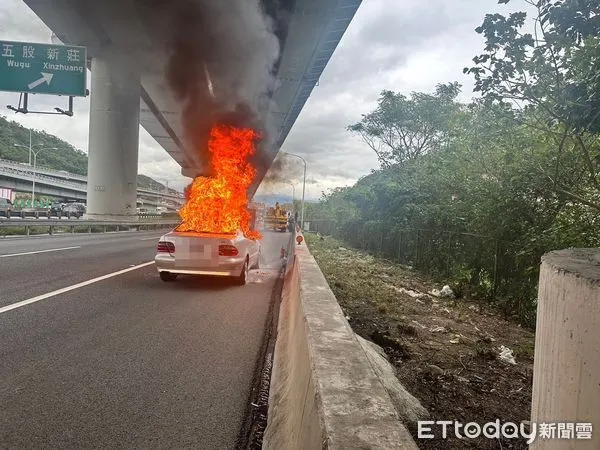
[306,234,534,450]
[440,285,455,298]
[499,345,517,365]
[429,326,447,333]
[430,285,455,298]
[392,286,428,299]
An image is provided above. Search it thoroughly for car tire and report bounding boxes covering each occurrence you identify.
[160,271,178,282]
[236,259,249,285]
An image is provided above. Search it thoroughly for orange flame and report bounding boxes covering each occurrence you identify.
[177,124,262,239]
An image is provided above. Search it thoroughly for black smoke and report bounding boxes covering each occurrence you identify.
[156,0,282,175]
[90,0,292,180]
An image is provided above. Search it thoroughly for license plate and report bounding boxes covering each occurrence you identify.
[191,243,212,260]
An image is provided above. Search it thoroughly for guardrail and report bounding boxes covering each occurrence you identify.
[0,208,177,219]
[0,217,179,237]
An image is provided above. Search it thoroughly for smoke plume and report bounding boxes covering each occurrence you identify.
[160,0,281,174]
[262,155,304,185]
[88,0,285,181]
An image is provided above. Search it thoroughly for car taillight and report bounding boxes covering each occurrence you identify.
[219,244,239,256]
[157,241,175,253]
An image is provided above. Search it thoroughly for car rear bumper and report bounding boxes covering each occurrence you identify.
[154,254,244,277]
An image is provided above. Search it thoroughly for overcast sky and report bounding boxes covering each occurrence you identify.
[0,0,511,200]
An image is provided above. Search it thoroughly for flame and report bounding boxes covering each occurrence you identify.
[177,124,262,240]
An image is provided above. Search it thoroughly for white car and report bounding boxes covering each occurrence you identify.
[155,229,260,284]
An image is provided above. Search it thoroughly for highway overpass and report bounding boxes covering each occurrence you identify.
[21,0,362,220]
[0,158,183,208]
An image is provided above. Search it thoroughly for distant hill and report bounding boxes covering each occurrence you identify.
[0,115,173,192]
[253,193,318,205]
[253,193,293,205]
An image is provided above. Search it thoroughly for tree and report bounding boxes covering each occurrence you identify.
[347,83,462,167]
[465,0,600,211]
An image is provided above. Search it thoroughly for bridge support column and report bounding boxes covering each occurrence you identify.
[531,249,600,449]
[85,55,140,221]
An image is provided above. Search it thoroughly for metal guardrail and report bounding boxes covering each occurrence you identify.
[0,209,172,220]
[0,217,180,237]
[0,219,179,228]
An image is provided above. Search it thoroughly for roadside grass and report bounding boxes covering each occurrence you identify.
[305,233,535,450]
[0,227,49,236]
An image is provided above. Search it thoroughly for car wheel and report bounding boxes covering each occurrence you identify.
[160,271,178,282]
[236,259,249,285]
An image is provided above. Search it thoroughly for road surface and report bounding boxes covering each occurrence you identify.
[0,230,289,449]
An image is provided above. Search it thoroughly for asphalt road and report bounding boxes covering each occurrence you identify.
[0,229,290,449]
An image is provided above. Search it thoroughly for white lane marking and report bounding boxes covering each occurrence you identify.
[0,246,81,258]
[140,237,159,241]
[0,261,155,315]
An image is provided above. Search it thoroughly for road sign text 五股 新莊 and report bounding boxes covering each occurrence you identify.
[0,40,87,97]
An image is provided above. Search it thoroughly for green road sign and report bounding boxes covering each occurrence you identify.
[0,40,87,97]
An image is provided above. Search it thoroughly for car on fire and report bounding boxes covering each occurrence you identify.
[154,228,260,284]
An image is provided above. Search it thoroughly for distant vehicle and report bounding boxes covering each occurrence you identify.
[155,229,260,284]
[62,202,86,217]
[0,197,12,212]
[50,202,65,215]
[264,202,289,232]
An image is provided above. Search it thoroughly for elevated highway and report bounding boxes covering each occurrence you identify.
[0,158,183,207]
[21,0,362,218]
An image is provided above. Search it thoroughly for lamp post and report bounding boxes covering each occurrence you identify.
[284,181,296,204]
[13,129,38,166]
[30,147,58,207]
[281,152,307,229]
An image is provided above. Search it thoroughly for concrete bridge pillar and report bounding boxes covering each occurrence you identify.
[531,249,600,449]
[85,54,140,220]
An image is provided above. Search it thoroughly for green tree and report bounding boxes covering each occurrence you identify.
[465,0,600,211]
[347,83,462,167]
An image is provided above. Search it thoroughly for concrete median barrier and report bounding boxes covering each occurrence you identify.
[263,237,418,449]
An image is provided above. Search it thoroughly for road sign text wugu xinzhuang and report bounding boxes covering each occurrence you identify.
[0,40,87,97]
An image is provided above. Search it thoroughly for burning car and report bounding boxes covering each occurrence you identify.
[155,228,260,284]
[155,124,263,284]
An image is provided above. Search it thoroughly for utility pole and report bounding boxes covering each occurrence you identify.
[30,147,58,207]
[281,152,307,229]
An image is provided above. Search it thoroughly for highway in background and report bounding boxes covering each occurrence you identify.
[0,230,289,448]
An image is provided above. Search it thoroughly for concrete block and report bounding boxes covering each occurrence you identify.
[264,243,418,449]
[531,249,600,449]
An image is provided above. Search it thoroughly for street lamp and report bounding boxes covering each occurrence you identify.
[284,181,295,205]
[30,147,58,207]
[13,129,52,166]
[281,152,307,229]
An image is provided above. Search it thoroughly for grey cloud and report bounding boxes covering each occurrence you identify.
[321,0,480,86]
[0,0,50,42]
